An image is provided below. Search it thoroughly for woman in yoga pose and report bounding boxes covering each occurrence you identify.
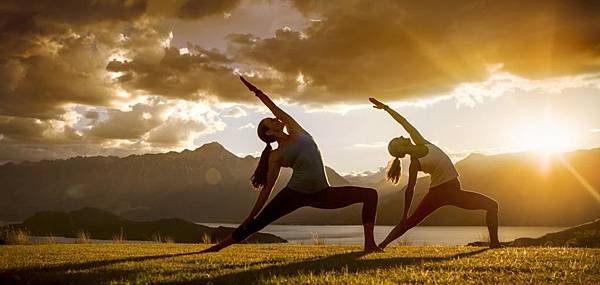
[202,77,380,252]
[369,98,501,249]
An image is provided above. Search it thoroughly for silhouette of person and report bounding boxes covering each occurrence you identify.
[369,98,501,249]
[201,77,380,252]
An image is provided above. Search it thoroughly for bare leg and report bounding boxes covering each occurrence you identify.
[447,190,500,247]
[379,192,442,249]
[362,223,378,251]
[309,186,379,251]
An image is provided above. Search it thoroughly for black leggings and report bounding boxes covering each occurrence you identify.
[232,186,378,242]
[404,179,499,229]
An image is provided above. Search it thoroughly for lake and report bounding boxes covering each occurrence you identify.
[201,223,565,245]
[2,219,565,245]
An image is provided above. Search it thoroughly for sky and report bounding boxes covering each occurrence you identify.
[1,0,599,174]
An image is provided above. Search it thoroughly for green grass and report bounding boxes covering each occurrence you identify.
[1,244,598,284]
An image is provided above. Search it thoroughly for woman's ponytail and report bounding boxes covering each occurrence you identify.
[386,157,402,184]
[251,143,272,189]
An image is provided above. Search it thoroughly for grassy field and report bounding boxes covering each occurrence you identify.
[1,244,599,284]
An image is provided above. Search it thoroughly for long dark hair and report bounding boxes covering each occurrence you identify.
[251,119,276,189]
[386,137,408,184]
[386,157,402,184]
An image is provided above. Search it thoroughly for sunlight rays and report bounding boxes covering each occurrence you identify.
[558,155,600,204]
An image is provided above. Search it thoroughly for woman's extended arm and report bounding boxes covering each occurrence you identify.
[378,158,419,249]
[369,98,427,145]
[241,154,281,225]
[200,151,281,253]
[402,159,419,220]
[240,76,306,135]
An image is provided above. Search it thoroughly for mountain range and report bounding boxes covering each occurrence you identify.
[1,142,598,226]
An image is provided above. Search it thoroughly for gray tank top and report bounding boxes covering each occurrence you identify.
[282,133,330,193]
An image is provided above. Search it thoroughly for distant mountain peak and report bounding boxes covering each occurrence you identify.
[191,142,236,157]
[194,141,226,151]
[463,152,487,160]
[196,141,223,149]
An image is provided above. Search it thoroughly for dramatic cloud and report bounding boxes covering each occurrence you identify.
[89,104,164,140]
[229,0,600,103]
[0,0,247,118]
[0,1,154,119]
[177,0,240,19]
[0,0,240,161]
[1,0,599,162]
[0,97,225,163]
[86,97,224,145]
[223,106,248,118]
[352,142,387,149]
[106,46,251,101]
[238,122,255,130]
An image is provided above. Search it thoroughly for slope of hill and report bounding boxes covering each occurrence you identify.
[1,207,285,243]
[1,143,599,226]
[509,218,600,247]
[468,218,600,248]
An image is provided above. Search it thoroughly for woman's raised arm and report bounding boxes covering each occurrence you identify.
[241,154,281,225]
[369,98,428,145]
[240,76,306,135]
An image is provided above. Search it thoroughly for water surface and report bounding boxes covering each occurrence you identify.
[202,223,565,245]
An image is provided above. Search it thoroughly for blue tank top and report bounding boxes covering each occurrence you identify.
[282,133,330,193]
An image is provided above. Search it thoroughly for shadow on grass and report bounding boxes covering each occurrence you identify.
[0,250,204,284]
[1,248,489,284]
[187,248,490,284]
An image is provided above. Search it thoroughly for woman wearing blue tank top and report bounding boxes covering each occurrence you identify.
[369,98,501,249]
[202,77,380,252]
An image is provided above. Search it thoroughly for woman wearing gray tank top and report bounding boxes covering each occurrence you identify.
[369,98,502,249]
[202,77,380,253]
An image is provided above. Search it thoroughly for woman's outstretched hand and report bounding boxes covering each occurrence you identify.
[240,76,262,95]
[369,97,388,110]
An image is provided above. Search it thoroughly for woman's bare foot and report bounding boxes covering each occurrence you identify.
[364,244,384,253]
[200,245,221,253]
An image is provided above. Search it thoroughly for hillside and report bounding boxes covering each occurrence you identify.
[1,207,285,244]
[1,143,599,226]
[509,218,600,247]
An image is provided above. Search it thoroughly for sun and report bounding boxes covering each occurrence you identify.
[516,116,574,154]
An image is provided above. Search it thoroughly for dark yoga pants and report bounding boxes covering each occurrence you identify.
[404,178,499,229]
[232,186,378,242]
